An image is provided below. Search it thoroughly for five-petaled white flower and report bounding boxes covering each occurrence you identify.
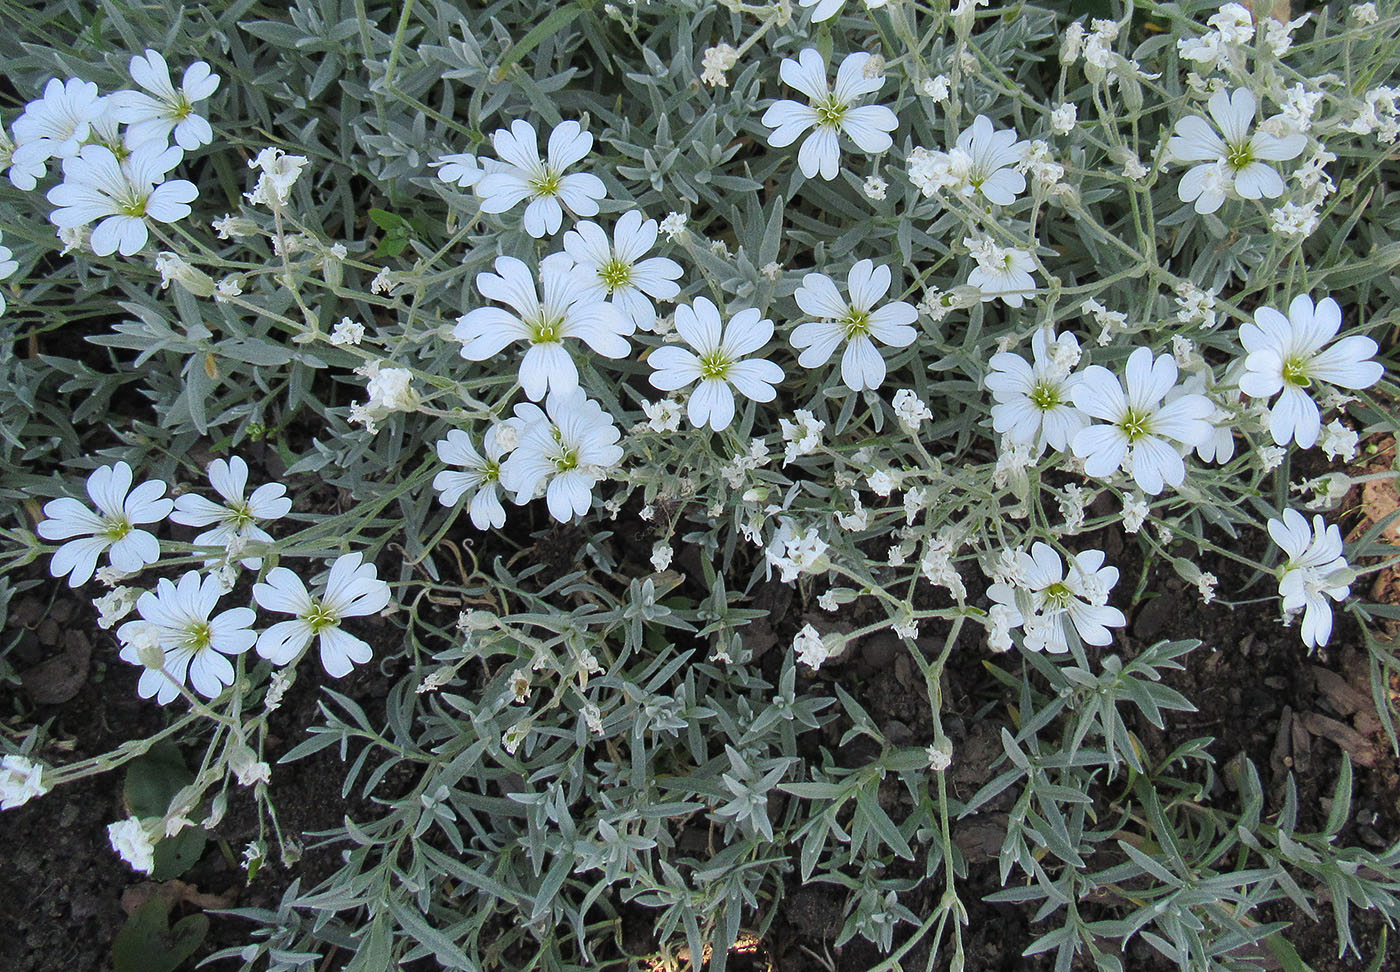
[117,571,256,704]
[1268,508,1351,649]
[911,115,1029,205]
[253,553,392,678]
[1168,87,1306,214]
[499,387,623,522]
[1238,294,1383,449]
[791,259,918,391]
[47,143,197,256]
[562,211,684,332]
[986,327,1088,455]
[454,253,632,401]
[647,296,785,431]
[474,119,607,237]
[1071,347,1214,495]
[433,427,509,529]
[9,78,105,189]
[171,456,292,569]
[111,49,220,151]
[987,543,1126,654]
[761,49,898,181]
[38,461,173,587]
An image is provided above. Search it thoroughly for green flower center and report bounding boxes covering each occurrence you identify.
[483,459,500,484]
[529,316,564,344]
[228,503,255,529]
[172,94,192,121]
[1041,582,1074,612]
[1282,355,1312,388]
[1225,140,1255,172]
[699,350,732,381]
[815,96,846,128]
[102,517,132,542]
[184,621,213,652]
[1118,407,1152,442]
[554,448,579,473]
[117,191,149,218]
[1029,381,1062,411]
[531,169,562,197]
[842,309,871,340]
[304,600,339,634]
[599,259,632,292]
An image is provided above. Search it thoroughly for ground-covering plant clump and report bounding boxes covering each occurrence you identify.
[2,0,1400,969]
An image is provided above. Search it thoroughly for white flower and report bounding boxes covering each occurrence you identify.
[965,238,1036,307]
[925,115,1028,205]
[862,174,888,199]
[455,253,632,401]
[9,78,105,189]
[1238,295,1383,449]
[766,519,829,583]
[171,456,292,569]
[433,427,508,529]
[1168,89,1307,214]
[0,231,16,317]
[1269,509,1351,649]
[1,755,50,810]
[253,553,393,677]
[474,119,606,237]
[111,50,219,151]
[1352,3,1379,26]
[47,143,196,257]
[246,147,308,207]
[926,740,953,772]
[1051,103,1077,135]
[701,44,739,87]
[892,389,932,432]
[650,542,674,572]
[116,571,256,703]
[363,363,417,413]
[1071,347,1214,495]
[760,49,898,181]
[793,624,833,669]
[108,817,156,874]
[986,327,1088,455]
[780,409,826,464]
[1121,493,1149,533]
[867,468,898,497]
[38,461,172,587]
[642,398,684,433]
[94,586,140,629]
[659,212,687,241]
[562,211,683,332]
[498,386,623,522]
[329,317,365,345]
[647,296,784,431]
[791,260,918,392]
[987,543,1126,654]
[432,151,484,189]
[920,75,951,101]
[1319,420,1359,462]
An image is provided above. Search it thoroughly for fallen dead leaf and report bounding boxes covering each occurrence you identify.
[121,879,237,917]
[1297,712,1382,768]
